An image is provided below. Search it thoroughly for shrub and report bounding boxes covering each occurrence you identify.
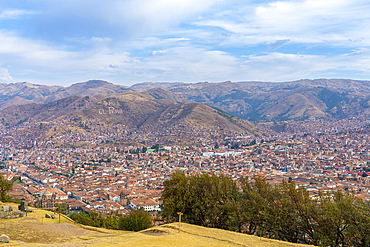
[119,208,153,231]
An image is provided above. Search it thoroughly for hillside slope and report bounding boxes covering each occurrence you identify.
[131,80,370,121]
[0,202,309,246]
[0,91,259,134]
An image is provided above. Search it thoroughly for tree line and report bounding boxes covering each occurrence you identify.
[161,172,370,246]
[70,208,153,232]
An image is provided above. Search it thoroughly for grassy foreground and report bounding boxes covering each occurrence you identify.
[0,202,310,246]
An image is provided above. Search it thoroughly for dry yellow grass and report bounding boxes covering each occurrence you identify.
[0,203,311,247]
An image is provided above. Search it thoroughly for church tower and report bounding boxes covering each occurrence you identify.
[120,190,129,206]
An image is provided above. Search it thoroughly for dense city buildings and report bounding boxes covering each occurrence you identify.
[1,114,370,216]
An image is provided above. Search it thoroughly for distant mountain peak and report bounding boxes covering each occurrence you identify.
[0,80,128,110]
[72,80,112,88]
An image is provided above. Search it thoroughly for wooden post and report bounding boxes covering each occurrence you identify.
[59,213,61,223]
[177,212,183,233]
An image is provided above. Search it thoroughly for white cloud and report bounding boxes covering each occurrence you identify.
[30,0,225,40]
[2,0,370,85]
[2,25,370,85]
[0,9,36,20]
[0,68,13,82]
[0,31,137,84]
[268,39,290,51]
[132,46,239,82]
[65,37,112,45]
[0,31,71,64]
[163,38,190,42]
[239,50,370,81]
[150,50,169,56]
[253,0,357,35]
[239,53,332,81]
[194,0,370,46]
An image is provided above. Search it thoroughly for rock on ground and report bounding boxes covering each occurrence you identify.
[0,234,10,243]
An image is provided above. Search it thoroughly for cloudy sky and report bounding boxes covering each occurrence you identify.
[1,0,370,86]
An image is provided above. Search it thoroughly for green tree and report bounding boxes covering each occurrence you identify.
[161,172,239,229]
[151,144,159,152]
[263,182,298,242]
[54,202,61,213]
[161,171,191,221]
[70,211,102,227]
[347,198,370,246]
[238,177,272,235]
[282,181,316,243]
[188,173,238,228]
[313,190,354,246]
[264,181,317,243]
[161,173,370,245]
[119,208,153,231]
[0,174,14,202]
[231,142,240,149]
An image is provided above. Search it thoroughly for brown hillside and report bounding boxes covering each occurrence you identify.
[0,91,259,134]
[0,80,129,110]
[131,80,370,121]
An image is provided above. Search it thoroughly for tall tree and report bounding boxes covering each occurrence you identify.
[161,171,192,221]
[187,173,238,228]
[238,177,272,235]
[313,190,354,247]
[0,174,14,202]
[347,198,370,246]
[282,181,316,243]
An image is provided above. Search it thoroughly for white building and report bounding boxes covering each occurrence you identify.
[129,198,161,212]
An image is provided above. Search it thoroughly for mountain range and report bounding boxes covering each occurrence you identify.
[131,79,370,121]
[1,78,370,126]
[0,89,259,134]
[0,80,128,110]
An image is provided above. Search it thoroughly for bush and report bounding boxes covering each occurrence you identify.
[70,209,152,232]
[119,208,153,231]
[0,174,15,202]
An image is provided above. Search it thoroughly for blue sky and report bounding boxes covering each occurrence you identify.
[1,0,370,86]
